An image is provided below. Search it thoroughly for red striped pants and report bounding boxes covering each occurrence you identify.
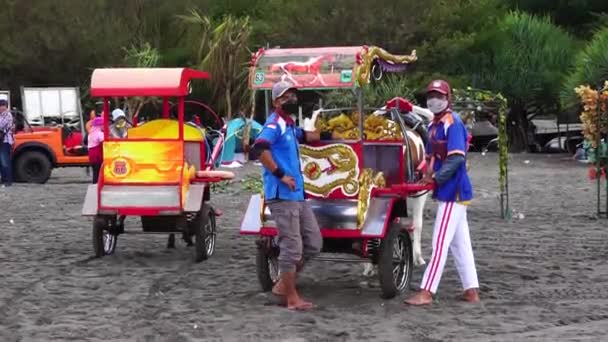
[420,201,479,294]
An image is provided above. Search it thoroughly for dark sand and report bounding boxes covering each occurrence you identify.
[1,153,607,342]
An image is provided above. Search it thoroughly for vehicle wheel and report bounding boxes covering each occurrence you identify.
[377,224,413,299]
[92,216,117,258]
[255,238,280,292]
[206,208,217,257]
[15,151,52,184]
[192,204,212,262]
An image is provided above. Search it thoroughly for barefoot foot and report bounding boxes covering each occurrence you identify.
[404,290,433,306]
[462,288,480,303]
[287,297,314,311]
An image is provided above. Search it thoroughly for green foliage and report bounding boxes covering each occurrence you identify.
[460,11,577,149]
[561,27,608,108]
[504,0,608,36]
[124,42,162,68]
[180,11,252,119]
[324,75,417,109]
[467,11,576,105]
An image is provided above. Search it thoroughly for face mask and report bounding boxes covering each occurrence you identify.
[427,98,448,114]
[280,100,299,115]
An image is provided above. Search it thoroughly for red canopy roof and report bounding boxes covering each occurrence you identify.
[90,68,210,97]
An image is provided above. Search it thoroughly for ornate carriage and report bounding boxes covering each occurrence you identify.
[240,46,432,298]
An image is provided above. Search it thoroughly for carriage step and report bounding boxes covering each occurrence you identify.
[311,254,369,263]
[119,231,183,235]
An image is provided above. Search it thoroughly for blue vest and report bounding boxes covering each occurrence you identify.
[427,112,473,202]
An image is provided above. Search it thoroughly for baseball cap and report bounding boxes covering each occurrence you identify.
[426,80,451,95]
[112,108,126,121]
[271,81,297,101]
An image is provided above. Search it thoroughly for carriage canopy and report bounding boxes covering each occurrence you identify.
[91,68,210,97]
[249,46,417,91]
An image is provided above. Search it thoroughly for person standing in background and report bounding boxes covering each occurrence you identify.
[0,98,14,186]
[87,117,104,184]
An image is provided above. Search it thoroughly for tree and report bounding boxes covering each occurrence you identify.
[461,11,577,151]
[180,10,252,119]
[505,0,608,36]
[561,27,608,109]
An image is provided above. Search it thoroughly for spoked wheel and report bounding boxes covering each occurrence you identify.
[92,216,118,258]
[191,204,214,263]
[377,224,413,299]
[255,237,280,292]
[205,209,217,257]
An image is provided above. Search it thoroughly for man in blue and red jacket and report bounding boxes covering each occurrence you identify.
[405,80,480,306]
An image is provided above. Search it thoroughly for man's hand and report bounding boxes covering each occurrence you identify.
[280,175,296,191]
[386,97,413,113]
[303,109,322,132]
[419,173,435,186]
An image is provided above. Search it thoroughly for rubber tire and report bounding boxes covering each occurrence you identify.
[15,151,52,184]
[92,216,117,258]
[206,209,216,258]
[193,205,210,263]
[377,224,414,299]
[256,245,277,292]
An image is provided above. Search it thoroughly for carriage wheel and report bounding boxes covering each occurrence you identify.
[255,237,280,292]
[205,207,217,257]
[377,224,413,299]
[92,216,117,258]
[192,204,214,262]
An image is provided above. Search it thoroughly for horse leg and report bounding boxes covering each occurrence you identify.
[362,262,376,277]
[409,193,428,266]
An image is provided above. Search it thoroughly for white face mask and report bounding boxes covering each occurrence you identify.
[427,98,448,114]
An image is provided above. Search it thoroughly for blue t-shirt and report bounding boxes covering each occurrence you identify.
[426,111,473,202]
[254,112,305,201]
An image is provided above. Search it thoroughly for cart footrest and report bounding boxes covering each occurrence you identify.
[373,183,434,197]
[192,170,235,184]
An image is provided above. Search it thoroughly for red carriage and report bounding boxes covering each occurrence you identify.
[241,46,434,298]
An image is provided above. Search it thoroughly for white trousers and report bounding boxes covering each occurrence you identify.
[420,201,479,294]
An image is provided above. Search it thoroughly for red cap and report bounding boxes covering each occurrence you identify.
[426,80,451,96]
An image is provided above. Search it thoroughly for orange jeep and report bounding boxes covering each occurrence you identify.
[12,110,89,183]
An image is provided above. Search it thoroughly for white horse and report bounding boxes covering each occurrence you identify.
[362,106,432,276]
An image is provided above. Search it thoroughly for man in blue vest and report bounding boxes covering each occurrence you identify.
[253,81,334,310]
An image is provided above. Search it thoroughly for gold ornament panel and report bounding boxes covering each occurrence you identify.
[357,169,386,227]
[315,112,402,140]
[300,144,360,197]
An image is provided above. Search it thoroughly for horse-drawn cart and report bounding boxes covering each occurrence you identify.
[240,46,433,298]
[82,68,233,262]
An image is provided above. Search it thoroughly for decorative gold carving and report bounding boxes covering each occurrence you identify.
[357,168,386,227]
[364,114,403,140]
[303,161,322,180]
[318,111,402,140]
[356,46,417,87]
[300,144,359,197]
[260,191,266,223]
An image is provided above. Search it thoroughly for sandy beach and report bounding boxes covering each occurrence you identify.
[1,152,607,342]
